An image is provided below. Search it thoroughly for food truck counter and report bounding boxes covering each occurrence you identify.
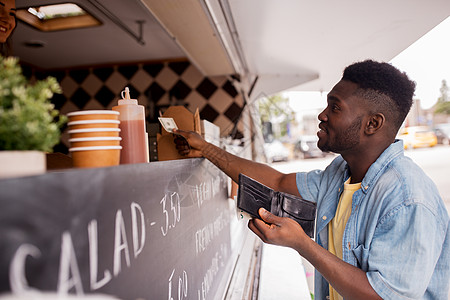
[0,158,261,299]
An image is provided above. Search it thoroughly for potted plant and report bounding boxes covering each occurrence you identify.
[0,55,67,178]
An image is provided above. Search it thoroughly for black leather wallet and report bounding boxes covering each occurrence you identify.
[237,173,316,238]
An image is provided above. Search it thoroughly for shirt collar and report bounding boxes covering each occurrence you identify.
[359,140,404,193]
[340,140,404,194]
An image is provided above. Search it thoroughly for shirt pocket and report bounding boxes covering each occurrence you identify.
[352,244,369,270]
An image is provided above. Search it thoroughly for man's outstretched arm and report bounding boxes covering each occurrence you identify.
[173,129,299,196]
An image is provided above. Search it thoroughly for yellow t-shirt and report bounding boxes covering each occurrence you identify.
[328,178,361,300]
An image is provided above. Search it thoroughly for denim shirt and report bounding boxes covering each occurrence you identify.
[296,140,450,299]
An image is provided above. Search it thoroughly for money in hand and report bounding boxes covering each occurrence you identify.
[158,117,178,133]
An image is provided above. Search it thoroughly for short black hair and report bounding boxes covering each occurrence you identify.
[342,59,416,132]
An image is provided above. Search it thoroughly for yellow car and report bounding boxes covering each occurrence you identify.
[397,126,438,149]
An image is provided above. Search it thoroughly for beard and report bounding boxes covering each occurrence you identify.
[319,116,362,153]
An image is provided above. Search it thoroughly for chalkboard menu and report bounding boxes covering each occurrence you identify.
[0,158,233,299]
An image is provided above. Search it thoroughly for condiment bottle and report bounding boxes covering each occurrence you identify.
[112,87,149,164]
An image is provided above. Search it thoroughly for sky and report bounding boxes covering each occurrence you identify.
[391,16,450,109]
[286,16,450,113]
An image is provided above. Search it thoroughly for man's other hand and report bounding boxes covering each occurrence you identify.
[248,208,307,250]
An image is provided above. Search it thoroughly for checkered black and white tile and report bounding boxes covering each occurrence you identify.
[28,60,246,153]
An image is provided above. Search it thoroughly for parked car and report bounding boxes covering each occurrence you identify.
[294,135,326,159]
[433,123,450,145]
[264,140,290,163]
[397,126,437,149]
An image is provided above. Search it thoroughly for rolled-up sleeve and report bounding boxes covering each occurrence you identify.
[295,156,347,204]
[296,170,323,203]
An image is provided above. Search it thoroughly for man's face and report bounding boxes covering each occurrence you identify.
[0,0,16,43]
[317,80,367,154]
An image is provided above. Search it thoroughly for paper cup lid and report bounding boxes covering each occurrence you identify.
[68,120,120,126]
[69,146,122,152]
[68,128,121,134]
[67,110,119,117]
[69,137,122,142]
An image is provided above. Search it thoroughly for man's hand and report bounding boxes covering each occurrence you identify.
[248,208,308,250]
[173,129,207,158]
[250,208,382,300]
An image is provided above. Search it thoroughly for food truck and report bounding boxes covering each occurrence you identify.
[1,0,449,298]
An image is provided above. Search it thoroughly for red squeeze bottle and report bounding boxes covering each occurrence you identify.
[112,87,149,164]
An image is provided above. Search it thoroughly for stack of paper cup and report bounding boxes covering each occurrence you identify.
[66,110,122,168]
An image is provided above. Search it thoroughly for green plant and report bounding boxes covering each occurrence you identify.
[0,56,67,151]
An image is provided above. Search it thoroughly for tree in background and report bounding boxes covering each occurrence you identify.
[434,79,450,115]
[258,94,296,141]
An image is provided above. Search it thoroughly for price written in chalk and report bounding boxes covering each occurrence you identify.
[168,268,188,300]
[160,192,181,236]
